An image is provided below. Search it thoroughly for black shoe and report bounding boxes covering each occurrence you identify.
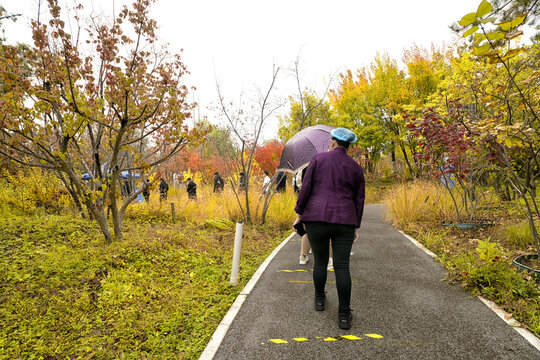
[338,311,352,330]
[314,297,325,311]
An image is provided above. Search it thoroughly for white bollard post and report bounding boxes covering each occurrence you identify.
[230,221,244,286]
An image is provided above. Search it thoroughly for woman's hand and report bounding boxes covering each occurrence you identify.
[354,228,359,243]
[293,215,302,235]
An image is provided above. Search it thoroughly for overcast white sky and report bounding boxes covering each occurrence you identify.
[3,0,477,140]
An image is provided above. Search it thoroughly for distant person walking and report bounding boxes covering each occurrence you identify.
[159,178,169,202]
[213,172,224,193]
[262,171,271,194]
[186,178,197,200]
[294,127,365,330]
[142,181,150,203]
[238,172,247,192]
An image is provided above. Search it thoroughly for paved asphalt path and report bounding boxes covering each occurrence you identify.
[210,204,540,360]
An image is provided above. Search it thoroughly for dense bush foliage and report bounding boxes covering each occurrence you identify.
[0,168,72,216]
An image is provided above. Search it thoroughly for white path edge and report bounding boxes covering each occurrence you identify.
[397,228,540,352]
[199,231,296,360]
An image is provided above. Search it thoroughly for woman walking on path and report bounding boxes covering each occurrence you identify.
[294,127,365,330]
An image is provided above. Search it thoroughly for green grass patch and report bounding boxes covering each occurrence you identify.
[0,215,286,359]
[502,220,537,250]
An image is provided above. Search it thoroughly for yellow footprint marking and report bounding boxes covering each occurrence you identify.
[269,339,288,344]
[341,335,362,340]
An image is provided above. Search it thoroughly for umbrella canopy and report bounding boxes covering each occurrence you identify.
[121,170,140,179]
[277,124,335,173]
[81,165,140,180]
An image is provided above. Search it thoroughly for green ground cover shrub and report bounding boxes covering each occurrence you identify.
[0,215,286,359]
[0,169,72,217]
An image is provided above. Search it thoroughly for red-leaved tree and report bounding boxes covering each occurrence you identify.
[253,140,284,175]
[407,105,493,222]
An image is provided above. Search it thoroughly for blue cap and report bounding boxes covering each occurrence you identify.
[331,128,357,143]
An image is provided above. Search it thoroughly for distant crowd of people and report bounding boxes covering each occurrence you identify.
[142,178,170,203]
[140,170,289,203]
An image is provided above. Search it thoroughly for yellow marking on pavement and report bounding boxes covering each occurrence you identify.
[269,339,288,344]
[341,335,362,340]
[262,334,380,345]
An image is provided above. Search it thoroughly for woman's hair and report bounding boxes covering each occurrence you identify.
[332,137,350,149]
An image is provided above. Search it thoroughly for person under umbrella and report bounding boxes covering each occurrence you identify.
[294,127,365,330]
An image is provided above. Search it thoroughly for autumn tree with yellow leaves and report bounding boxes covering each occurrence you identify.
[0,0,197,242]
[450,0,540,257]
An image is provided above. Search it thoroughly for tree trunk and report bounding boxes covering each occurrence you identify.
[113,210,124,241]
[391,142,397,175]
[399,142,415,178]
[364,152,374,174]
[244,178,251,223]
[86,200,113,243]
[109,175,125,241]
[56,171,85,218]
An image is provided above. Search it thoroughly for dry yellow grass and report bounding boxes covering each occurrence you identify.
[384,180,456,230]
[127,183,296,228]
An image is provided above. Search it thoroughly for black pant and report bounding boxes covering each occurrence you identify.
[304,221,356,313]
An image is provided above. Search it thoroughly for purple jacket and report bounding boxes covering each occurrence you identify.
[295,147,365,228]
